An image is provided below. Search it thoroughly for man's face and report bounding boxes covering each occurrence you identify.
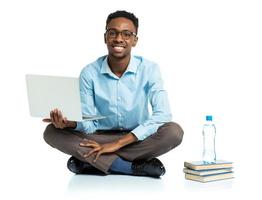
[105,17,138,59]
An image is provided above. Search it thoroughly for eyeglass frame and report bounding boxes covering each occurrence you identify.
[105,29,137,40]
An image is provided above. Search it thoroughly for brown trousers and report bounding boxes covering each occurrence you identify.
[43,122,184,174]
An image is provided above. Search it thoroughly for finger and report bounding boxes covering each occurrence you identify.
[85,147,101,158]
[50,110,58,127]
[51,109,59,124]
[53,109,61,128]
[79,139,89,146]
[80,141,99,147]
[79,142,98,147]
[84,148,100,158]
[57,111,64,128]
[63,117,68,124]
[56,110,63,128]
[43,118,52,122]
[81,139,98,145]
[83,139,98,145]
[79,140,91,146]
[93,151,102,163]
[54,109,59,123]
[50,110,55,123]
[58,110,64,124]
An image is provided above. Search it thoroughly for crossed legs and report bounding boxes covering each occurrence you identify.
[43,122,184,174]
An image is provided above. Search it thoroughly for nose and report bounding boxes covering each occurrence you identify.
[114,32,124,42]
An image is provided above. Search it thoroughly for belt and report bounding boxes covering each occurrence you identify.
[96,129,131,133]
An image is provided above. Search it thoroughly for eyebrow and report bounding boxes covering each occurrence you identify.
[106,28,134,32]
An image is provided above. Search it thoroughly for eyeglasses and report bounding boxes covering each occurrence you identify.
[105,29,137,40]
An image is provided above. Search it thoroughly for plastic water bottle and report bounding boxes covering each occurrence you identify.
[202,115,216,164]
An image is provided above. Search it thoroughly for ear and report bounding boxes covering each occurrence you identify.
[104,33,107,44]
[132,37,138,47]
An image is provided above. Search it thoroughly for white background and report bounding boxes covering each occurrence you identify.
[0,0,262,199]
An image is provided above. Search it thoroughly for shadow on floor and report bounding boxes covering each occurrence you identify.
[65,174,166,199]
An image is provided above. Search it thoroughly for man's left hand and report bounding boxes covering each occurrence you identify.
[79,139,121,162]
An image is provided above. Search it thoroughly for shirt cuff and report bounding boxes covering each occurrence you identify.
[131,124,160,141]
[74,121,84,132]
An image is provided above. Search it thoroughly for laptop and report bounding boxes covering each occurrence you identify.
[25,74,106,121]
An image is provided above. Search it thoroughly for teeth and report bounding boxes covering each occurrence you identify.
[114,46,124,50]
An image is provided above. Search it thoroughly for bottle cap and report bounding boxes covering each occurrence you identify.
[206,115,213,121]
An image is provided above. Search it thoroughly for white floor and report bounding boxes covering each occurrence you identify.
[64,164,235,200]
[1,128,261,200]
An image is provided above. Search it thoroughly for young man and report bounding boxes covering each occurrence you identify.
[43,10,183,178]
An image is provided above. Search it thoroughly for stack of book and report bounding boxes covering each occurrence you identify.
[183,160,234,183]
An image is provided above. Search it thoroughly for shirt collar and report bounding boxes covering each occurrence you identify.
[100,55,139,76]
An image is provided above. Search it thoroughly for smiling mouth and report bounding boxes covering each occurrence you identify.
[112,46,125,52]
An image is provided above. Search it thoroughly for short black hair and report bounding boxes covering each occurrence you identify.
[106,10,139,33]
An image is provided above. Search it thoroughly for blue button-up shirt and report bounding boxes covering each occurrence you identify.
[75,55,172,140]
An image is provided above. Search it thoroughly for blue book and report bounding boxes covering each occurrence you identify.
[183,167,233,176]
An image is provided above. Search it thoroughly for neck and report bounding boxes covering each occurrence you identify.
[108,55,131,77]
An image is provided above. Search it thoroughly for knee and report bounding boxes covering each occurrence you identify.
[160,122,184,148]
[43,124,57,145]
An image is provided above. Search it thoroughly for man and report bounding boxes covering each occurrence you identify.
[43,10,183,178]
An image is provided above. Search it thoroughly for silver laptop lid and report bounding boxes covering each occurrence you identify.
[25,74,83,121]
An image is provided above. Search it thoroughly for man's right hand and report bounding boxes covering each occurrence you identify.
[43,108,77,129]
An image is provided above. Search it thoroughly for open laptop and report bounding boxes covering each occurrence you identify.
[25,74,106,121]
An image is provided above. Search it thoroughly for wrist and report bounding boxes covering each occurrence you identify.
[113,140,122,149]
[116,132,137,148]
[67,121,77,129]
